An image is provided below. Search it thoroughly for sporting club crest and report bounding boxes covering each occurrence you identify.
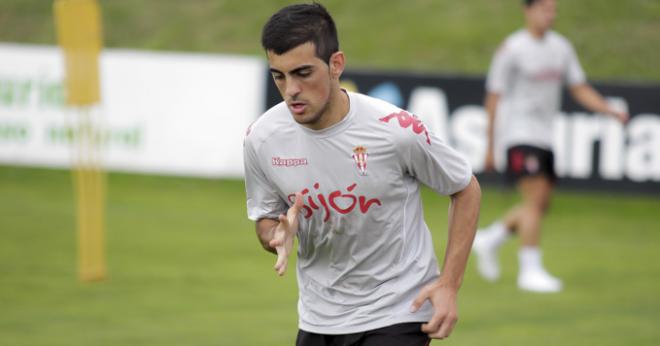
[352,145,368,176]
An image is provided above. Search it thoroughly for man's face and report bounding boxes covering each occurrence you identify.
[526,0,557,32]
[267,42,334,128]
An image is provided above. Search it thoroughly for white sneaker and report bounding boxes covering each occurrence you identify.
[517,269,563,293]
[472,230,500,281]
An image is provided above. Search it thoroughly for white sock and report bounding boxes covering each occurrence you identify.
[518,246,543,273]
[484,221,510,248]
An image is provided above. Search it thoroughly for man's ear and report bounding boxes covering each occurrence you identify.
[329,51,345,80]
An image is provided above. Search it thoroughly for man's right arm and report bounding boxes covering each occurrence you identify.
[484,92,500,171]
[484,39,512,173]
[244,134,285,256]
[256,218,279,254]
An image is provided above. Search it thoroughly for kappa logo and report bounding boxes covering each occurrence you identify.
[352,145,368,176]
[379,111,431,145]
[272,157,308,167]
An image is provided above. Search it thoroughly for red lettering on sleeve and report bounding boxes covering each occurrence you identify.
[379,111,431,145]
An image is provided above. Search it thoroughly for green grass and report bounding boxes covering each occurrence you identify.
[1,165,659,345]
[0,0,659,82]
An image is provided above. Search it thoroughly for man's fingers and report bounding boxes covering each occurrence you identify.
[424,312,457,339]
[269,229,284,247]
[287,192,304,224]
[278,213,289,228]
[428,332,449,340]
[293,192,304,211]
[274,250,288,276]
[421,315,443,334]
[437,318,457,339]
[269,224,284,248]
[271,196,303,277]
[409,288,428,313]
[427,319,456,340]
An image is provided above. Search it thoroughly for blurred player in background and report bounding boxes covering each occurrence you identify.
[474,0,628,293]
[244,3,481,344]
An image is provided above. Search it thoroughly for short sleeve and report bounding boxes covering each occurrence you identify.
[243,138,288,221]
[486,42,516,94]
[565,42,586,86]
[396,114,473,196]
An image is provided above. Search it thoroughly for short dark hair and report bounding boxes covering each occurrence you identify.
[261,3,339,64]
[523,0,541,6]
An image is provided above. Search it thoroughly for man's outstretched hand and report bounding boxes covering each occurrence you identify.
[269,192,303,276]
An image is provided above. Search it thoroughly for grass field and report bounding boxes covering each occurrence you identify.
[1,1,659,345]
[1,0,659,82]
[1,165,659,345]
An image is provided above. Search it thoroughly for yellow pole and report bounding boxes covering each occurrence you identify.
[54,0,106,282]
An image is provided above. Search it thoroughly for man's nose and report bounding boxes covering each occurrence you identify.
[285,79,301,98]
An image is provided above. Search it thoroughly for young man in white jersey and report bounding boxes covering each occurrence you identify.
[474,0,628,293]
[243,3,481,345]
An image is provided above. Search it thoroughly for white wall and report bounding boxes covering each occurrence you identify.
[0,43,264,178]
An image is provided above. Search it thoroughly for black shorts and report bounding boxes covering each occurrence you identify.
[296,322,430,346]
[505,145,556,182]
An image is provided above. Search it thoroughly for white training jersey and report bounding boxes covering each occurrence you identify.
[486,29,586,150]
[244,92,472,335]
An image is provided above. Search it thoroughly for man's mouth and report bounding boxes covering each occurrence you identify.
[289,101,307,115]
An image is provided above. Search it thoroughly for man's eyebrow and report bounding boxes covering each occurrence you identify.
[269,65,314,75]
[291,65,313,74]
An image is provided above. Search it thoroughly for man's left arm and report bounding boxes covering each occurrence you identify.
[570,83,629,123]
[411,175,481,340]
